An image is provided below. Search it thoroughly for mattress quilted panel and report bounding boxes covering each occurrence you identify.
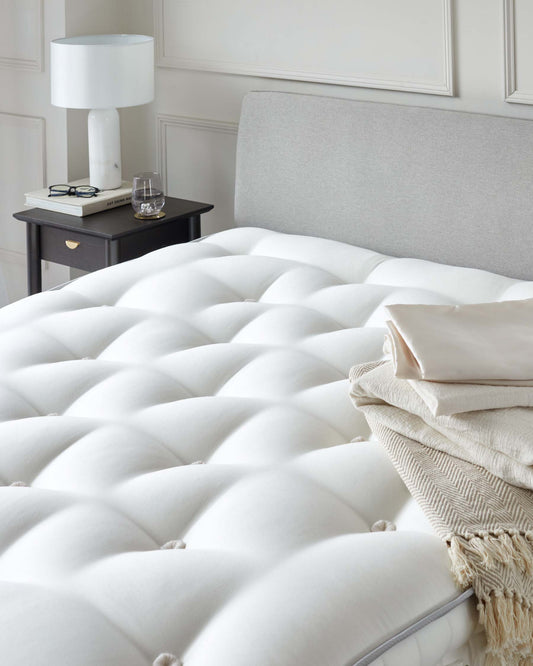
[2,227,530,665]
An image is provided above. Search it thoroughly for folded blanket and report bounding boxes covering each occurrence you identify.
[385,298,533,384]
[353,362,533,489]
[350,361,533,666]
[409,377,533,417]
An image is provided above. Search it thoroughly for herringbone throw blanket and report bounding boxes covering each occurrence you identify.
[350,361,533,666]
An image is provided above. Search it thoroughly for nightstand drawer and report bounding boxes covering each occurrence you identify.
[40,226,107,271]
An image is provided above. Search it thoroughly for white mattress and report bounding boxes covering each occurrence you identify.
[2,227,532,666]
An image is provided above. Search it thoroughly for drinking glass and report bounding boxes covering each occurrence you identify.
[132,172,165,219]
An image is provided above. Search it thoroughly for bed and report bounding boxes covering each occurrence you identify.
[2,92,533,666]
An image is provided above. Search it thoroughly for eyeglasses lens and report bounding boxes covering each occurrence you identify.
[76,186,98,197]
[49,185,70,196]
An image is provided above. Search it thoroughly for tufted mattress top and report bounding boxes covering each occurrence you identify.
[2,227,532,666]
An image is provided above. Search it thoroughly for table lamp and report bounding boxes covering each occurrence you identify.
[51,34,154,190]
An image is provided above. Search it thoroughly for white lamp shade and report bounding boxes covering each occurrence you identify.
[51,34,154,109]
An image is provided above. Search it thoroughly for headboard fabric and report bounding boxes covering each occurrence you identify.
[235,91,533,280]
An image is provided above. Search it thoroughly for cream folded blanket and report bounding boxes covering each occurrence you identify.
[385,298,533,384]
[409,378,533,417]
[350,361,533,666]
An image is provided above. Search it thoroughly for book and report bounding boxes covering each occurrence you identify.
[24,178,132,217]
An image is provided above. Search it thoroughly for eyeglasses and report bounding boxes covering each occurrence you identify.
[48,184,100,198]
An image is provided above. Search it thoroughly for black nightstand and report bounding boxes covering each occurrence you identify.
[14,196,214,295]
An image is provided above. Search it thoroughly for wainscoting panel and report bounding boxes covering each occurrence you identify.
[504,0,533,104]
[0,112,46,303]
[0,0,43,71]
[155,0,453,95]
[158,115,238,234]
[0,249,26,303]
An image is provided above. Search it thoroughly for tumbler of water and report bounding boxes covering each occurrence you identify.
[132,172,165,219]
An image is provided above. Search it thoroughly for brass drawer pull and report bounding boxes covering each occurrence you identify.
[65,240,80,250]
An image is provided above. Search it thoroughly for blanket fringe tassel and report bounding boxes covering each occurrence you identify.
[448,533,533,666]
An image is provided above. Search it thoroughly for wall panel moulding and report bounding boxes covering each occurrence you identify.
[0,0,43,71]
[154,0,454,96]
[504,0,533,104]
[157,114,238,233]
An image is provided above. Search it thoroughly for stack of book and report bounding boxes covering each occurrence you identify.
[24,179,132,217]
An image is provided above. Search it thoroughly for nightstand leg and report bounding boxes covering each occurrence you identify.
[105,240,119,266]
[26,223,42,295]
[188,215,201,240]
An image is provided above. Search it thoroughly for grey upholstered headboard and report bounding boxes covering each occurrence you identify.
[235,91,533,280]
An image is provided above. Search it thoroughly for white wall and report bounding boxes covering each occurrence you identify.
[2,0,533,302]
[154,0,533,236]
[0,0,69,302]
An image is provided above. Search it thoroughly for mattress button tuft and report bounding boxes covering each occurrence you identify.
[371,520,397,532]
[161,539,186,550]
[153,654,182,666]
